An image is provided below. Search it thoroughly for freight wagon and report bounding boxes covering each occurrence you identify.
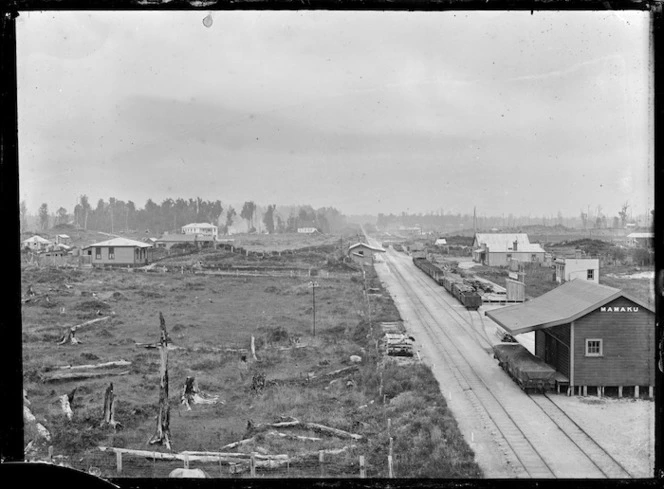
[492,343,556,392]
[412,258,482,310]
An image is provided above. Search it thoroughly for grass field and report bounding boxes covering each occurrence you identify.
[21,237,482,479]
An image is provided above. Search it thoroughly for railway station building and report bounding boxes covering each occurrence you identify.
[486,280,655,397]
[82,237,153,267]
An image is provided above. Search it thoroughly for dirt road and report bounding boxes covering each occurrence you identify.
[372,246,637,479]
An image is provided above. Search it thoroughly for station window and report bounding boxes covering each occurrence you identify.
[95,247,101,260]
[587,269,594,280]
[585,339,603,357]
[108,247,115,260]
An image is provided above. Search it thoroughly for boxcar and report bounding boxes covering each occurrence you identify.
[492,343,556,392]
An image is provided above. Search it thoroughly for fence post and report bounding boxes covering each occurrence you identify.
[387,418,391,438]
[116,450,123,475]
[359,455,366,478]
[250,454,256,477]
[48,445,53,463]
[319,450,324,477]
[388,455,394,478]
[184,452,189,469]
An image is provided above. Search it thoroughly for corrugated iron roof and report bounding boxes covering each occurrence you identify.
[156,234,215,242]
[474,233,545,253]
[485,279,653,335]
[83,237,152,249]
[627,232,654,239]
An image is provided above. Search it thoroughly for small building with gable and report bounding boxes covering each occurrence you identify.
[22,235,53,252]
[486,280,655,397]
[554,258,600,284]
[626,232,654,249]
[348,243,386,266]
[82,237,153,266]
[472,233,546,266]
[182,223,218,238]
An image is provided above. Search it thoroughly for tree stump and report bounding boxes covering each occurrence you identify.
[149,312,172,450]
[101,383,121,430]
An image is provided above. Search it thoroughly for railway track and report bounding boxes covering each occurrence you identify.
[380,250,633,479]
[528,393,633,478]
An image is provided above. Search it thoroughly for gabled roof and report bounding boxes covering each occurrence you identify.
[473,233,545,253]
[486,279,654,335]
[348,242,385,253]
[23,236,52,244]
[83,237,152,249]
[56,234,70,238]
[182,222,217,228]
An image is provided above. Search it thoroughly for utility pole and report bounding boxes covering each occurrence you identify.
[309,281,319,337]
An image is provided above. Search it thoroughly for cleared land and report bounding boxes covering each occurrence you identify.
[21,235,481,478]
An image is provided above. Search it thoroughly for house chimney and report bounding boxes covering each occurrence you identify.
[513,240,518,251]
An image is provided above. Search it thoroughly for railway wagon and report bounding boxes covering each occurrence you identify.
[492,343,556,392]
[414,258,482,309]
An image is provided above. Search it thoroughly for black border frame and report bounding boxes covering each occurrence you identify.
[1,2,661,488]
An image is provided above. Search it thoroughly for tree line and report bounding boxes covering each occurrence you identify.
[22,197,348,236]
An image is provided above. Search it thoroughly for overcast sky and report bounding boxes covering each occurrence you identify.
[16,10,653,218]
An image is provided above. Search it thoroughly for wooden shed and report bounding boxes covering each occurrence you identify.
[348,243,386,266]
[486,280,655,397]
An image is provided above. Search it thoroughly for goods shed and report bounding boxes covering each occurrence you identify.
[486,280,655,397]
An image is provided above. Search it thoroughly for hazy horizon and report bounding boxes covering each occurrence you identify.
[17,11,654,219]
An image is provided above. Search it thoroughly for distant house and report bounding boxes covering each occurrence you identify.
[472,233,546,266]
[82,237,153,266]
[554,258,599,284]
[626,232,654,249]
[434,238,447,246]
[155,233,215,251]
[55,234,72,246]
[297,227,318,234]
[348,243,386,266]
[22,235,52,252]
[182,223,218,238]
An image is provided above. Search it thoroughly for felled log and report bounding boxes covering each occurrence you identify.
[101,383,121,430]
[306,365,358,383]
[135,342,180,350]
[53,360,131,371]
[44,370,130,383]
[220,436,257,451]
[265,431,322,442]
[58,316,110,345]
[149,312,172,450]
[99,447,288,465]
[247,418,363,441]
[181,376,221,410]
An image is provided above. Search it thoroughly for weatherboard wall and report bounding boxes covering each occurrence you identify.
[572,297,655,387]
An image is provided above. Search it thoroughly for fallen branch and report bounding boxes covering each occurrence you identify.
[135,342,181,350]
[53,360,131,371]
[247,418,363,441]
[220,436,257,451]
[307,365,358,383]
[58,316,110,345]
[44,370,130,383]
[265,431,322,442]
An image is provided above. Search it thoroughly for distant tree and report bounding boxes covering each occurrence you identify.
[80,195,91,229]
[580,210,588,230]
[241,201,256,231]
[275,214,285,233]
[556,211,564,227]
[619,202,629,228]
[20,200,27,233]
[55,207,68,226]
[263,204,276,233]
[225,206,236,233]
[38,203,49,230]
[612,216,620,229]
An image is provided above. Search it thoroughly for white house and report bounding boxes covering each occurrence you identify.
[434,238,447,246]
[554,258,600,284]
[297,227,318,234]
[626,232,654,249]
[472,233,546,266]
[23,235,53,251]
[182,223,218,238]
